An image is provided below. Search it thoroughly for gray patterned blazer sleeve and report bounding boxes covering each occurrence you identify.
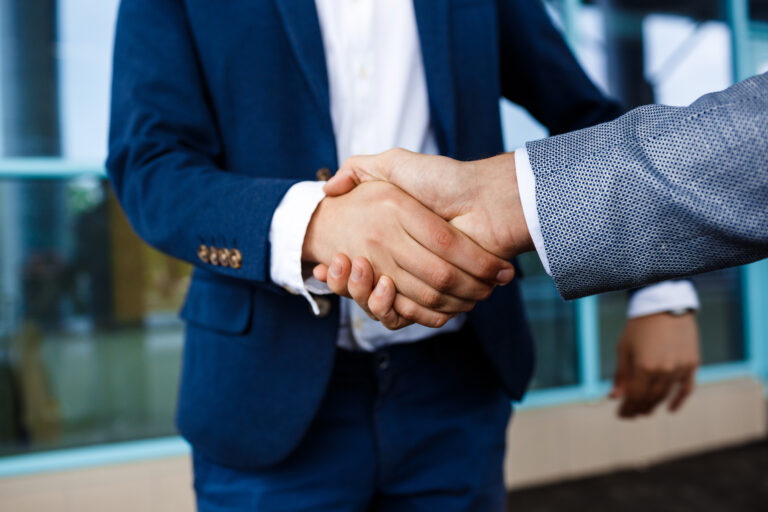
[526,72,768,300]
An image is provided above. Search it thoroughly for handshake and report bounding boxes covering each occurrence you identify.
[302,149,533,330]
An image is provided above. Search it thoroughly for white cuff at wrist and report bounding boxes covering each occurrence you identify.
[627,281,700,319]
[515,147,551,275]
[268,181,332,315]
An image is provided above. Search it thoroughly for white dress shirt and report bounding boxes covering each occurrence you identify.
[269,1,698,354]
[269,0,465,351]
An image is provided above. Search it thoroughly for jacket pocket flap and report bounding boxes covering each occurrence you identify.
[180,275,253,335]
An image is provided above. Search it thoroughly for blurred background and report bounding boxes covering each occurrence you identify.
[0,0,766,510]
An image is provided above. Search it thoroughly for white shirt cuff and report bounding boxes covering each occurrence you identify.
[626,280,700,319]
[269,181,332,316]
[514,147,551,275]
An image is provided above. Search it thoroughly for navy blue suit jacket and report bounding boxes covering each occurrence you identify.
[107,0,622,469]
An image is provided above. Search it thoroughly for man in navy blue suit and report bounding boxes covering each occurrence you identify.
[108,1,700,510]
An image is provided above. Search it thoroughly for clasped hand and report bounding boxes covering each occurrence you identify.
[303,148,532,330]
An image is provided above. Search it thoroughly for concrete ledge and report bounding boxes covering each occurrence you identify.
[0,378,764,511]
[0,457,194,512]
[505,377,767,489]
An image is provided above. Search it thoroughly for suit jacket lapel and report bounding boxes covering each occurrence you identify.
[274,0,331,120]
[413,0,457,156]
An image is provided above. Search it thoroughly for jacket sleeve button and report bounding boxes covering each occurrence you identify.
[209,246,220,266]
[229,249,243,269]
[218,248,231,267]
[197,245,210,264]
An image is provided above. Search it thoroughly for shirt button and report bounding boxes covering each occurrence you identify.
[358,66,368,79]
[315,297,332,318]
[375,351,390,371]
[316,167,332,181]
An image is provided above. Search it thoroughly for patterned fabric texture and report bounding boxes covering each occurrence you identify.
[527,72,768,300]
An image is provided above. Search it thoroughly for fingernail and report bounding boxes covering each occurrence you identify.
[350,264,362,282]
[375,278,388,296]
[496,268,514,284]
[330,259,342,278]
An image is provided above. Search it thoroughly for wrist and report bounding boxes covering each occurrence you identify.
[503,152,535,254]
[302,197,333,264]
[480,152,534,257]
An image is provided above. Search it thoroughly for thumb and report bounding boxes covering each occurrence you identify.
[323,169,361,196]
[324,151,401,196]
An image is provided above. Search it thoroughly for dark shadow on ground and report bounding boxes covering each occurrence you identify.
[507,439,768,512]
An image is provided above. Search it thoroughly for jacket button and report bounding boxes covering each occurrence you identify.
[218,248,231,267]
[229,249,243,269]
[209,246,220,266]
[316,167,332,181]
[315,297,332,318]
[197,245,210,264]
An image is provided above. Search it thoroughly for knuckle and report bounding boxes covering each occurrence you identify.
[381,317,399,330]
[475,255,501,280]
[430,265,456,292]
[378,184,398,200]
[394,318,412,330]
[431,225,456,251]
[397,318,415,329]
[428,314,450,329]
[379,193,403,213]
[382,320,397,331]
[419,288,444,309]
[475,284,494,301]
[398,303,419,323]
[368,300,387,318]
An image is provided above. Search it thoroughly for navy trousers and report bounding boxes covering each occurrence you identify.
[192,331,512,511]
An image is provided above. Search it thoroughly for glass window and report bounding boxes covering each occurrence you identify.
[0,0,183,458]
[0,0,762,461]
[500,100,581,390]
[0,177,187,456]
[568,1,749,376]
[516,252,580,390]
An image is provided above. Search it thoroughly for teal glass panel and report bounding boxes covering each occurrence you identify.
[0,177,186,457]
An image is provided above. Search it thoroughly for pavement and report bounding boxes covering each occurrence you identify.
[507,439,768,512]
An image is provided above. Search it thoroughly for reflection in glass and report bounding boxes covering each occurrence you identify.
[516,253,580,390]
[0,178,188,456]
[589,0,747,379]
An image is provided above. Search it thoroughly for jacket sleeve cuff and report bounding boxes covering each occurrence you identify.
[269,181,332,315]
[515,147,552,275]
[626,280,700,319]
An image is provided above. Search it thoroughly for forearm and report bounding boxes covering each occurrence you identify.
[108,0,298,283]
[107,142,298,283]
[527,72,768,298]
